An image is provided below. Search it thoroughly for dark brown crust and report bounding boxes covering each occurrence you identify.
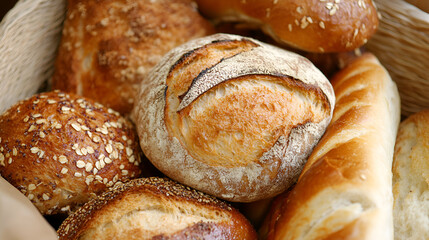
[57,177,257,240]
[0,90,141,215]
[52,0,214,115]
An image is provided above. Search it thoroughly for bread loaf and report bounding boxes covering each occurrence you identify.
[57,177,257,240]
[51,0,214,115]
[195,0,379,53]
[0,90,142,215]
[260,53,400,239]
[132,33,335,202]
[392,110,429,240]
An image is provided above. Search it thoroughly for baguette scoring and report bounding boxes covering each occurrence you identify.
[260,53,400,240]
[132,33,335,202]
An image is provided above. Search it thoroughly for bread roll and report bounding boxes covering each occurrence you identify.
[132,33,335,202]
[392,110,429,240]
[195,0,379,53]
[51,0,214,115]
[0,90,141,215]
[57,177,257,240]
[260,53,400,239]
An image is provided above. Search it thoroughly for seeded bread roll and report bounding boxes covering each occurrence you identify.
[0,90,141,215]
[57,177,257,240]
[392,110,429,240]
[132,33,335,202]
[260,53,400,239]
[51,0,214,115]
[195,0,379,53]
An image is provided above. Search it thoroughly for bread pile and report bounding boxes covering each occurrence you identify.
[1,0,427,239]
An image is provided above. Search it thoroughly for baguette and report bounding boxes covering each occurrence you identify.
[261,53,400,239]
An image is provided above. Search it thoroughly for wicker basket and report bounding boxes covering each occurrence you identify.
[0,0,66,114]
[367,0,429,117]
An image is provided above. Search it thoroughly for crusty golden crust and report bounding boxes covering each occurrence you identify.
[52,0,214,115]
[261,53,400,240]
[132,33,335,202]
[57,177,257,240]
[0,90,141,215]
[195,0,379,53]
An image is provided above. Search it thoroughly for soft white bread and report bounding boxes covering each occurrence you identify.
[57,177,257,240]
[0,91,142,215]
[260,53,400,239]
[132,33,335,202]
[393,110,429,240]
[52,0,214,115]
[195,0,379,53]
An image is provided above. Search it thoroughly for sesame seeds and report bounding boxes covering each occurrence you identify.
[23,116,29,122]
[104,157,112,164]
[319,21,326,29]
[125,147,133,157]
[300,16,310,29]
[61,168,69,174]
[28,184,36,191]
[1,153,6,166]
[42,193,50,201]
[85,163,93,172]
[76,160,86,168]
[30,147,40,154]
[105,144,113,153]
[59,155,68,164]
[71,123,81,131]
[61,106,71,113]
[28,125,37,132]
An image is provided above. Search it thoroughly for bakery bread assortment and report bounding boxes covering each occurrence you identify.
[195,0,379,53]
[57,177,257,240]
[392,110,429,240]
[2,0,428,238]
[51,0,214,115]
[0,90,142,215]
[260,53,400,239]
[132,33,335,202]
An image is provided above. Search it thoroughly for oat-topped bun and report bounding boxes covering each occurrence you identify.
[57,177,257,240]
[132,33,335,202]
[51,0,214,115]
[0,90,141,215]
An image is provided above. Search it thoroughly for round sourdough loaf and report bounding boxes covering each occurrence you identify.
[0,90,142,215]
[57,177,257,240]
[132,33,335,202]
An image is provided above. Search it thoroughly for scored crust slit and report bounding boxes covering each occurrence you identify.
[132,33,335,202]
[260,53,401,240]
